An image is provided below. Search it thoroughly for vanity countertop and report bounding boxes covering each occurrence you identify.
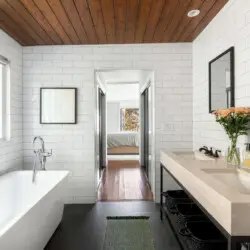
[161,150,250,236]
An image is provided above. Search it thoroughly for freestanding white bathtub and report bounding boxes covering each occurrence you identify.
[0,170,69,250]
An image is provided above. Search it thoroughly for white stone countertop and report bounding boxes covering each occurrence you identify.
[160,150,250,236]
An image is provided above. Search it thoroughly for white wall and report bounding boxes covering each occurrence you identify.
[22,43,192,203]
[193,0,250,152]
[0,30,23,174]
[106,83,139,101]
[107,102,120,132]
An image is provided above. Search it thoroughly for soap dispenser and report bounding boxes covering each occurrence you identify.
[243,143,250,167]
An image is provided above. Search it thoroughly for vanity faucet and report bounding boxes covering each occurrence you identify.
[214,149,222,158]
[199,146,221,158]
[199,146,209,153]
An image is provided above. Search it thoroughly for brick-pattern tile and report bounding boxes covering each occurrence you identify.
[0,30,23,174]
[193,0,250,152]
[22,43,193,203]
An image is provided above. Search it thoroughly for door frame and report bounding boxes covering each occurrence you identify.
[98,88,106,176]
[141,86,149,176]
[139,72,155,198]
[94,72,107,189]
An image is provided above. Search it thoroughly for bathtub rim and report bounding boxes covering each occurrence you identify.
[0,170,69,238]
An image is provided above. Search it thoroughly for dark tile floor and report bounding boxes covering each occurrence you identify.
[45,201,180,250]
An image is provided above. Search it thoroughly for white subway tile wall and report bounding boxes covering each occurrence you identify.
[23,43,193,203]
[0,30,23,173]
[2,0,249,205]
[193,0,250,151]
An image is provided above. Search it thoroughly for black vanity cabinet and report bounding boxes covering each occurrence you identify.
[160,163,250,250]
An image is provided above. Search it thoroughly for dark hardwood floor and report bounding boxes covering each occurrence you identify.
[98,160,153,201]
[45,201,181,250]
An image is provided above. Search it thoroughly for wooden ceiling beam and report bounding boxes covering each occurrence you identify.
[152,0,178,42]
[88,0,107,44]
[100,0,115,44]
[5,0,53,45]
[161,0,192,42]
[170,0,204,42]
[20,0,63,44]
[87,0,107,44]
[187,0,228,41]
[124,0,139,43]
[0,0,44,45]
[47,0,81,45]
[114,0,126,44]
[74,0,98,44]
[135,0,152,43]
[0,21,26,45]
[60,0,88,44]
[143,0,165,43]
[0,9,34,45]
[32,0,71,44]
[178,0,217,42]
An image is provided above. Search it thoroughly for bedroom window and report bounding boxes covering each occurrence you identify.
[0,55,10,140]
[120,108,139,131]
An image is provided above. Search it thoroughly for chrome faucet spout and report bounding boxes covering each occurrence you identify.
[33,136,45,153]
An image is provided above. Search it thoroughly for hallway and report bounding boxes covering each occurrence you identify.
[98,160,153,201]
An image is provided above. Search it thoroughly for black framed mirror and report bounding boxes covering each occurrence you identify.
[40,88,77,124]
[209,47,235,113]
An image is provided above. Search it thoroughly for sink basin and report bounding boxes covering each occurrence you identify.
[174,151,215,161]
[237,168,250,190]
[202,168,250,194]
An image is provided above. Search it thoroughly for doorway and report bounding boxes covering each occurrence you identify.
[95,70,154,202]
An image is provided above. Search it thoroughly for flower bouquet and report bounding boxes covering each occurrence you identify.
[213,107,250,166]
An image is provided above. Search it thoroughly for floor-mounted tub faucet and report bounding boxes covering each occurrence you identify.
[32,136,52,182]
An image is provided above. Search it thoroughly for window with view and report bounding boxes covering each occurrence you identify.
[0,55,10,140]
[120,108,139,131]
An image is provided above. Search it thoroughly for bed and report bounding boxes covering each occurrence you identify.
[107,132,139,155]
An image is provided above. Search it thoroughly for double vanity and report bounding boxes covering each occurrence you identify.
[160,151,250,250]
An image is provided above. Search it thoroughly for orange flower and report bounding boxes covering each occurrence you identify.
[220,109,232,117]
[214,109,231,117]
[229,107,235,113]
[234,107,250,114]
[214,109,222,115]
[213,107,250,117]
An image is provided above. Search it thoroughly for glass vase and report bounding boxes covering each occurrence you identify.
[227,142,241,167]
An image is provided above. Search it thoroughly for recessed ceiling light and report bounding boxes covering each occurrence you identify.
[187,9,200,17]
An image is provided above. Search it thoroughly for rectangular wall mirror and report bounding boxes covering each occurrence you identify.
[209,47,235,113]
[40,88,77,124]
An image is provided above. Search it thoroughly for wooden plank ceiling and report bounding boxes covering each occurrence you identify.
[0,0,228,46]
